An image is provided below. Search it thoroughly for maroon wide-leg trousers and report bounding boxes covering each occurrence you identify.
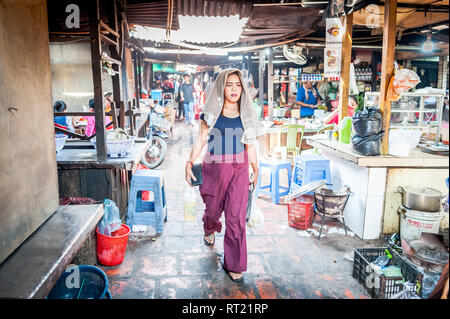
[199,151,249,273]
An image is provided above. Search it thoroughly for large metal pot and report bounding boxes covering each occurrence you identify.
[397,186,445,212]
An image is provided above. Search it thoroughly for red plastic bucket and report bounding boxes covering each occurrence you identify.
[96,224,131,266]
[287,195,315,230]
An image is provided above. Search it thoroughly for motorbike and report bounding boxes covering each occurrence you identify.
[140,105,169,169]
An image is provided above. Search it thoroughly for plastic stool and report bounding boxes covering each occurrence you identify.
[290,155,331,194]
[126,170,167,233]
[255,159,292,204]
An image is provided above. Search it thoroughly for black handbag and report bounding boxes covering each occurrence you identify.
[190,163,203,186]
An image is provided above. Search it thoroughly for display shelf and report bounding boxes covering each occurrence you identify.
[364,91,445,143]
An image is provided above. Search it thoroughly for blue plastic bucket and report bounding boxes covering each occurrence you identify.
[47,265,111,299]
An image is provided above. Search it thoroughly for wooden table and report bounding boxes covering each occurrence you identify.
[57,139,151,218]
[263,125,322,156]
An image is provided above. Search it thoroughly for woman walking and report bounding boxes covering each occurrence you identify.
[185,68,264,282]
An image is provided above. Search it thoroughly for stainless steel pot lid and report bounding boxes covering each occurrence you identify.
[401,186,443,197]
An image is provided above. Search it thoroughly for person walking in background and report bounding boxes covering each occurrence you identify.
[204,72,219,101]
[184,68,264,282]
[179,74,195,126]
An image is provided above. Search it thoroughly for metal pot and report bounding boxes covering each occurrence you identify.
[397,186,445,212]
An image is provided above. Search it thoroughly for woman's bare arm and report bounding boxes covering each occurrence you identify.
[185,120,209,186]
[246,142,259,185]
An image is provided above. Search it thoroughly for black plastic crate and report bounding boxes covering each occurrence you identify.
[352,247,423,299]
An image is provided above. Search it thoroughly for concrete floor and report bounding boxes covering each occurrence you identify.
[98,119,386,299]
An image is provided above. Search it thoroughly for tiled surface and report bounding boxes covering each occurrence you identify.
[98,120,386,299]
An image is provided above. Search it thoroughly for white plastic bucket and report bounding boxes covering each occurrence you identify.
[398,205,443,241]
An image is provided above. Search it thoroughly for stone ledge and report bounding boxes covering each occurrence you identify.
[0,204,103,298]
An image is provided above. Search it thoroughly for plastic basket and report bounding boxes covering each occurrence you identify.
[352,247,423,299]
[287,195,314,230]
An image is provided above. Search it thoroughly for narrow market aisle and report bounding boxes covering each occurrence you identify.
[99,120,384,299]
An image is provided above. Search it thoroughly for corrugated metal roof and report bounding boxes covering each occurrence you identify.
[175,0,252,18]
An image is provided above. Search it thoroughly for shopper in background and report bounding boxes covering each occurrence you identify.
[323,95,358,125]
[179,74,195,126]
[295,81,321,118]
[205,72,219,100]
[85,98,113,137]
[54,100,75,136]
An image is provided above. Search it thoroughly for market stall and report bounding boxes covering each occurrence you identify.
[306,136,448,239]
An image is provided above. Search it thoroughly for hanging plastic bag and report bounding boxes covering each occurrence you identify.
[184,186,198,221]
[387,62,421,102]
[98,199,122,236]
[247,192,264,229]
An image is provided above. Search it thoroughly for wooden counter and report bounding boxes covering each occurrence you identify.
[306,135,449,168]
[305,135,449,239]
[57,139,151,219]
[56,139,151,170]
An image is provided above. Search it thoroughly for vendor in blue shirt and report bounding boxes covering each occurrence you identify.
[295,81,321,117]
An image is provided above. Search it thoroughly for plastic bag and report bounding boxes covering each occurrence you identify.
[388,129,422,157]
[247,192,264,229]
[352,107,383,136]
[184,186,198,221]
[98,199,121,236]
[387,63,421,102]
[351,131,385,156]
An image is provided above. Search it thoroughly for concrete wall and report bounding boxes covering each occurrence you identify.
[0,0,59,264]
[49,41,113,111]
[383,168,449,234]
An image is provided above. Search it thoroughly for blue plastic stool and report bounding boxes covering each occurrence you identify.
[126,170,167,233]
[255,159,292,204]
[290,155,331,194]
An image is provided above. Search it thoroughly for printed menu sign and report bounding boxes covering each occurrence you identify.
[324,18,344,77]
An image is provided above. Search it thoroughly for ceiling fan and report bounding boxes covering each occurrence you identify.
[282,45,307,65]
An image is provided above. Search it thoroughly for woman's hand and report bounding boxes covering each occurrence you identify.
[249,169,258,186]
[185,161,196,186]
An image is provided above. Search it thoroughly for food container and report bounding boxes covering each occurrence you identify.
[397,186,445,212]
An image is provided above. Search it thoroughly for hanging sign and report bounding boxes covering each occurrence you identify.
[324,48,341,78]
[324,18,344,77]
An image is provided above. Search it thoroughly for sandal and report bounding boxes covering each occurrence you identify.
[223,265,244,282]
[203,233,215,246]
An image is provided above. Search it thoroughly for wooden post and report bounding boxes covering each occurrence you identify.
[133,51,140,104]
[259,49,265,118]
[267,47,274,121]
[89,0,107,160]
[110,101,118,129]
[438,55,448,89]
[137,52,142,106]
[338,13,353,123]
[107,0,122,123]
[379,0,397,155]
[128,100,134,135]
[119,100,125,128]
